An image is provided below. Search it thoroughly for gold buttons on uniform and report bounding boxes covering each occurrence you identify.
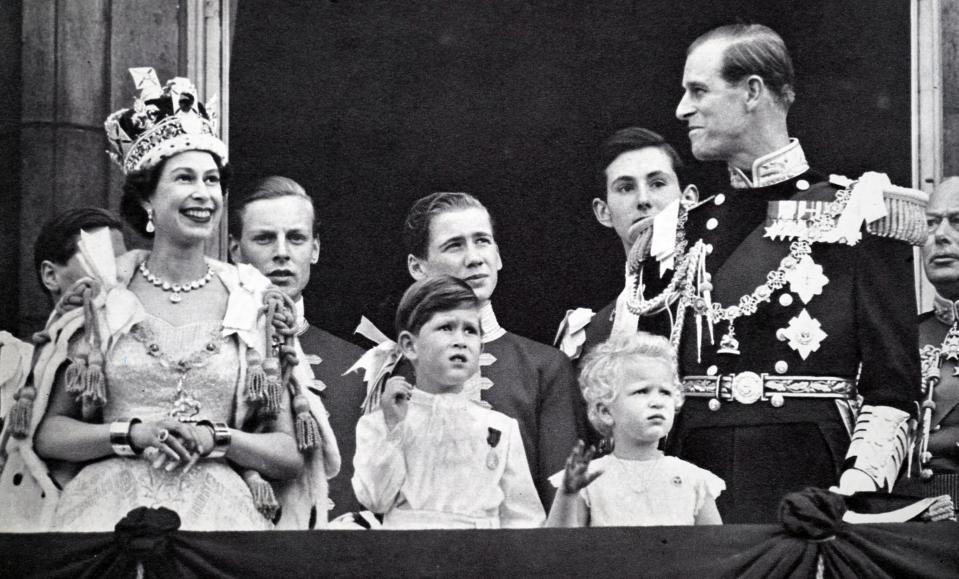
[770,394,785,408]
[775,360,789,374]
[705,243,714,255]
[779,293,794,307]
[796,179,810,191]
[706,365,718,376]
[708,399,722,411]
[714,194,726,206]
[706,218,718,230]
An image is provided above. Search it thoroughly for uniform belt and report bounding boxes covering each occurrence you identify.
[681,372,856,407]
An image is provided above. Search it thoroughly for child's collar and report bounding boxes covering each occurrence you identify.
[480,302,506,343]
[410,387,471,409]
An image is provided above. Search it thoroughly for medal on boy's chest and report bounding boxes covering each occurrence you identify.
[486,427,502,470]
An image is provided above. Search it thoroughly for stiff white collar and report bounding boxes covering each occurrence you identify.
[933,292,959,327]
[480,302,507,343]
[728,139,809,189]
[294,297,310,336]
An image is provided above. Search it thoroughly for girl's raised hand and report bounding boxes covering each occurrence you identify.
[381,376,414,430]
[562,440,603,494]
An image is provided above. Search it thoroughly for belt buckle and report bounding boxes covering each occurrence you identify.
[730,371,763,404]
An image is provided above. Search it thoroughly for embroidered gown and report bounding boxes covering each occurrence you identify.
[53,314,270,532]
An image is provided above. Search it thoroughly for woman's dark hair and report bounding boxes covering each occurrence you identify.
[119,153,231,237]
[395,275,480,337]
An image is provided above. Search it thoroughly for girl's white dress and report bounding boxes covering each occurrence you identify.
[352,389,545,529]
[551,453,725,526]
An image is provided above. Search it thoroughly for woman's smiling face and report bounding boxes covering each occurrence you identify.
[144,150,223,246]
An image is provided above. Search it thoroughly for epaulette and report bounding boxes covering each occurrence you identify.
[766,173,927,246]
[864,184,928,246]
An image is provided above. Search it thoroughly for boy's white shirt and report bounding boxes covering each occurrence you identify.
[352,388,544,528]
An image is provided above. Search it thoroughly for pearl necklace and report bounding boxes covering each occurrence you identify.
[138,261,214,303]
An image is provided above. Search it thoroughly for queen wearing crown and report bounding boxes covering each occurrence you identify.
[0,69,339,531]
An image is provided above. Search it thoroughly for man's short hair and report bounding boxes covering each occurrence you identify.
[403,192,494,259]
[598,127,685,195]
[229,175,319,238]
[395,274,480,338]
[690,23,796,110]
[33,207,124,294]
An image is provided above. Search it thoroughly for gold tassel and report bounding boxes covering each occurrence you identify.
[258,357,282,418]
[292,394,320,451]
[64,358,86,395]
[80,348,107,407]
[245,348,267,402]
[243,470,279,521]
[65,331,91,396]
[8,385,37,439]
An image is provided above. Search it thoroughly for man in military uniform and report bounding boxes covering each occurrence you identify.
[663,24,920,523]
[911,177,959,486]
[557,127,698,366]
[229,176,365,522]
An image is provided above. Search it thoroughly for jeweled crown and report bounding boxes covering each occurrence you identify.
[104,67,227,174]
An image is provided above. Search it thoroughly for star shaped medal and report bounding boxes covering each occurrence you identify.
[779,309,828,360]
[784,255,829,304]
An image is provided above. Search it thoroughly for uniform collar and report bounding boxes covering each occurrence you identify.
[933,292,959,327]
[294,297,310,336]
[728,139,809,189]
[480,302,507,343]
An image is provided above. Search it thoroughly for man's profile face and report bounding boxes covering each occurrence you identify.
[593,147,689,253]
[675,39,750,163]
[923,181,959,299]
[229,195,319,302]
[45,228,126,299]
[408,207,502,307]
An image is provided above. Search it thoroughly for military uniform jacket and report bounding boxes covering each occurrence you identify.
[918,307,959,474]
[300,323,367,518]
[663,164,920,522]
[674,167,919,406]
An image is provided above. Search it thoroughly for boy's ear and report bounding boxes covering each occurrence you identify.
[407,254,428,281]
[591,197,614,229]
[680,184,699,208]
[397,330,417,361]
[39,260,61,294]
[227,235,242,264]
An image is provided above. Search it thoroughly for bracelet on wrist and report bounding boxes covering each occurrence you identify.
[109,418,142,457]
[197,420,231,458]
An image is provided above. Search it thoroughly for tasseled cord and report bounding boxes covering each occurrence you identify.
[7,330,49,438]
[243,469,280,521]
[244,292,286,418]
[8,280,101,438]
[60,283,107,415]
[266,288,322,451]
